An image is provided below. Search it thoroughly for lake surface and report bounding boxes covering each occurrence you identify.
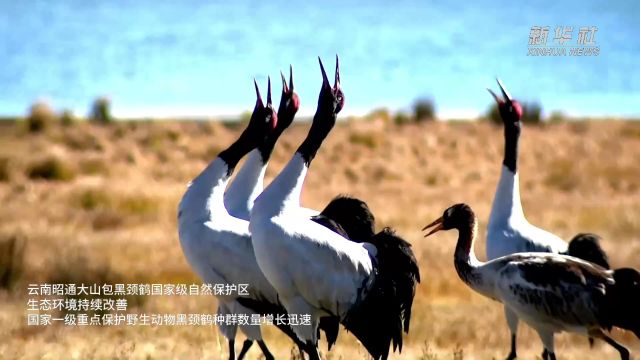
[1,0,639,118]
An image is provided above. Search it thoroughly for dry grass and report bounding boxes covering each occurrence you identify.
[0,119,639,359]
[26,157,76,181]
[0,156,10,182]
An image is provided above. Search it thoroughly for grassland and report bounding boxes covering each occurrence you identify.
[0,117,639,359]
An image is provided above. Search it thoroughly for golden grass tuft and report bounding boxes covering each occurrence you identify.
[349,131,383,149]
[26,157,75,181]
[26,101,56,132]
[0,233,26,290]
[47,251,147,313]
[0,156,10,182]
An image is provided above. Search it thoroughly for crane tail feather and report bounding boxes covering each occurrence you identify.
[342,228,420,360]
[607,268,640,338]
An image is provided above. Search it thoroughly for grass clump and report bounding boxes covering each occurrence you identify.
[47,252,146,315]
[393,111,412,125]
[26,101,56,132]
[78,158,109,176]
[349,132,381,149]
[27,157,75,181]
[366,108,392,122]
[117,195,158,216]
[75,188,160,229]
[60,109,76,126]
[0,157,10,182]
[91,210,125,230]
[0,233,26,290]
[62,131,104,152]
[77,189,111,211]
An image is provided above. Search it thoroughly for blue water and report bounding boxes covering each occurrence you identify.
[1,0,639,118]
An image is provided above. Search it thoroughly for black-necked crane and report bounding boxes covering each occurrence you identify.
[218,68,301,359]
[485,79,610,359]
[249,56,420,360]
[178,79,300,360]
[424,203,640,360]
[225,67,375,355]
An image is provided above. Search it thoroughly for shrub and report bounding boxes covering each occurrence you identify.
[27,157,75,181]
[413,98,436,122]
[0,233,26,290]
[486,103,501,124]
[522,101,543,124]
[90,96,113,124]
[77,189,111,210]
[393,112,412,125]
[27,101,56,132]
[60,109,76,126]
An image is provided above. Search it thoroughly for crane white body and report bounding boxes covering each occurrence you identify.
[250,153,376,342]
[178,158,280,343]
[486,167,568,259]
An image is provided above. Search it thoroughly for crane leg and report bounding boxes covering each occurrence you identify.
[228,339,236,360]
[237,340,253,360]
[601,334,630,360]
[506,334,517,360]
[535,328,555,360]
[257,340,275,360]
[305,340,321,360]
[504,307,519,360]
[589,329,630,360]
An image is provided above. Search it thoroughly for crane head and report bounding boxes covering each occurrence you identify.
[247,78,277,144]
[422,203,475,237]
[487,78,523,127]
[317,55,344,115]
[277,65,300,131]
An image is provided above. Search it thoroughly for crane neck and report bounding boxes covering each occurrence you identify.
[503,122,521,173]
[297,108,336,166]
[454,216,484,288]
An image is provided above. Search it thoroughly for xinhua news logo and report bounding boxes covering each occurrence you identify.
[527,26,600,56]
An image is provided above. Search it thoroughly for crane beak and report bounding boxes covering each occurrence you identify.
[267,76,272,106]
[266,77,277,130]
[254,78,264,108]
[289,64,294,92]
[496,78,513,104]
[487,88,501,104]
[334,54,340,90]
[422,217,444,237]
[280,70,289,94]
[319,56,330,89]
